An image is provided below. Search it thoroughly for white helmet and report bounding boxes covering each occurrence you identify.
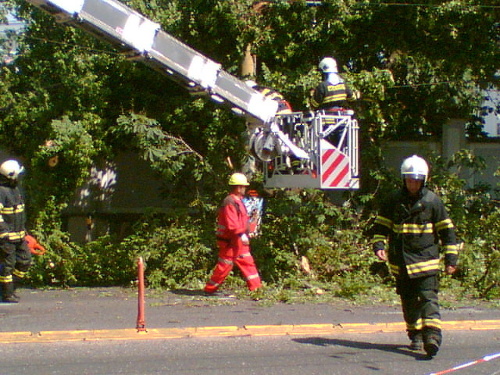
[0,160,24,180]
[401,155,429,181]
[318,57,338,73]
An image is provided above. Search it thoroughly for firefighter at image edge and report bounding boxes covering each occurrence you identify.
[370,155,459,358]
[0,160,32,303]
[204,173,262,295]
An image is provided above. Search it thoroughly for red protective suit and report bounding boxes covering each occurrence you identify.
[204,194,262,293]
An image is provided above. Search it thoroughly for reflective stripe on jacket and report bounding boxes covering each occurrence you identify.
[372,187,458,278]
[0,185,27,242]
[311,77,352,110]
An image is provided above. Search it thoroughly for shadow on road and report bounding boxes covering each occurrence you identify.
[293,337,431,361]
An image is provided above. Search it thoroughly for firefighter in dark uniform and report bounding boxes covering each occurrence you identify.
[310,57,355,112]
[371,155,459,357]
[0,160,32,303]
[310,57,356,147]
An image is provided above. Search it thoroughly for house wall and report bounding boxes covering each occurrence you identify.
[64,152,170,243]
[3,122,497,243]
[382,140,499,191]
[66,139,498,243]
[381,120,499,192]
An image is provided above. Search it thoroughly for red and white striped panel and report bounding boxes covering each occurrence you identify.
[320,142,350,188]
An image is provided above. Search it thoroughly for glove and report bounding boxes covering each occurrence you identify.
[375,249,387,261]
[25,234,47,256]
[445,265,457,275]
[240,233,250,245]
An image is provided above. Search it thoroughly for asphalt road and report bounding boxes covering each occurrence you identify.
[1,287,499,333]
[1,330,499,375]
[0,287,499,374]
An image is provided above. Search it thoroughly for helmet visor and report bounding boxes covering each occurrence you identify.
[403,173,426,181]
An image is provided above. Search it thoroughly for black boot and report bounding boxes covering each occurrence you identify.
[12,274,22,299]
[424,337,439,357]
[423,328,442,357]
[2,282,19,303]
[408,330,423,351]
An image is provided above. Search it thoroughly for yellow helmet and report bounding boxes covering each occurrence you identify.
[228,173,249,186]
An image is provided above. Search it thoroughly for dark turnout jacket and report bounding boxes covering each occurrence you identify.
[310,75,354,110]
[0,182,26,242]
[372,187,459,279]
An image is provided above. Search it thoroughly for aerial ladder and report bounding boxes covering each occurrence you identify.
[26,0,359,190]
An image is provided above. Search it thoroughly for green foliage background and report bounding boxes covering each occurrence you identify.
[0,0,498,300]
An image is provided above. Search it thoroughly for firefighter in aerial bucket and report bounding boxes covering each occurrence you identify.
[310,56,356,112]
[310,57,358,148]
[204,173,262,295]
[370,155,459,357]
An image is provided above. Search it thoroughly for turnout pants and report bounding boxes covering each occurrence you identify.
[0,239,32,299]
[396,274,442,345]
[204,239,262,293]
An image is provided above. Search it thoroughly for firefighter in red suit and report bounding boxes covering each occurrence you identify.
[204,173,262,294]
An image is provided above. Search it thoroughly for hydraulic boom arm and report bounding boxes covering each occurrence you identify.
[25,0,359,190]
[26,0,278,124]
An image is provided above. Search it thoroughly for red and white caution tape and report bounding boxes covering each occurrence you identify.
[428,352,500,375]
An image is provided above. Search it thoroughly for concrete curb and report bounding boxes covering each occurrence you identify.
[1,320,499,344]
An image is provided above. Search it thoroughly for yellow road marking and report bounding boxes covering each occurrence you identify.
[0,320,499,344]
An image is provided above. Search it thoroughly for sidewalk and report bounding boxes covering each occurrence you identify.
[1,287,499,343]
